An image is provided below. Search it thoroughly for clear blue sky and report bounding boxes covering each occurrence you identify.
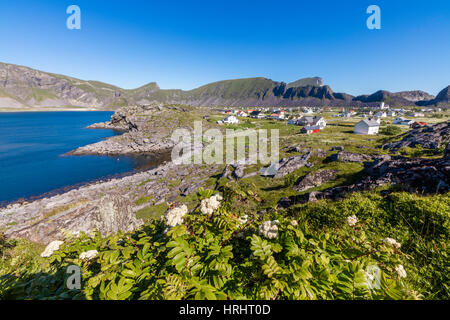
[0,0,449,95]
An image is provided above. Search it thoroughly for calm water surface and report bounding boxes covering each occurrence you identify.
[0,111,168,205]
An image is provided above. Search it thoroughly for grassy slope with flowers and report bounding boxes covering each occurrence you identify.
[1,185,448,300]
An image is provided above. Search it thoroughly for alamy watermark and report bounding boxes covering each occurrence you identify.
[170,121,279,168]
[366,265,381,289]
[66,5,81,30]
[66,265,81,290]
[366,5,381,30]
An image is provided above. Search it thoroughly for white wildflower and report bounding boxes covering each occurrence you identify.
[40,240,64,258]
[382,237,401,249]
[259,220,279,239]
[290,220,298,227]
[79,250,99,261]
[395,265,407,278]
[364,271,375,282]
[200,194,223,215]
[238,214,248,225]
[347,215,358,227]
[164,205,188,227]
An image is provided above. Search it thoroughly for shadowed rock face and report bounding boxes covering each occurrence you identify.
[383,121,450,151]
[3,194,143,244]
[417,86,450,106]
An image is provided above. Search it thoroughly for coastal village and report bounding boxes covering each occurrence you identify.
[215,101,441,135]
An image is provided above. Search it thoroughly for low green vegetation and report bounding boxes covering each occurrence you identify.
[381,125,402,136]
[1,186,447,300]
[136,203,169,223]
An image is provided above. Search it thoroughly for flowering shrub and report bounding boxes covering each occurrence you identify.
[382,238,401,249]
[0,187,427,300]
[200,194,223,215]
[164,205,188,227]
[79,250,99,261]
[40,240,64,258]
[346,215,358,227]
[258,220,279,239]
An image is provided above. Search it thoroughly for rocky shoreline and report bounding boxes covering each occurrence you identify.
[0,158,220,244]
[0,103,222,244]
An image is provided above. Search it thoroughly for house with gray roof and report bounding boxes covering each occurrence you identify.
[354,119,380,135]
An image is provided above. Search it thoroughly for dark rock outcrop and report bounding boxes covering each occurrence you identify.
[383,121,450,152]
[293,170,338,192]
[301,155,449,202]
[417,86,450,106]
[232,164,246,179]
[329,151,372,163]
[261,152,312,178]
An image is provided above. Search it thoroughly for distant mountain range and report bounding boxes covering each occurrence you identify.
[0,62,448,109]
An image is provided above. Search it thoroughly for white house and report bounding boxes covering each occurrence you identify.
[375,111,387,118]
[400,119,414,126]
[250,111,265,119]
[236,111,248,117]
[297,116,327,129]
[408,112,425,117]
[354,119,380,135]
[387,110,396,117]
[393,117,406,124]
[219,115,239,124]
[379,102,389,110]
[271,113,285,120]
[303,107,314,114]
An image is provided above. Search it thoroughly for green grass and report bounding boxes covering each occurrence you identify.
[135,203,168,223]
[134,196,153,206]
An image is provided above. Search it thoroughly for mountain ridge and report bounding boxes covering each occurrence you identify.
[0,62,448,109]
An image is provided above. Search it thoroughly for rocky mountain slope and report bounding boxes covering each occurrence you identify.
[0,62,130,109]
[0,62,448,109]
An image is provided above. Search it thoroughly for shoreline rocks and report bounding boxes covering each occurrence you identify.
[0,156,220,244]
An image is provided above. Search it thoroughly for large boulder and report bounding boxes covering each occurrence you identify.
[3,194,143,244]
[293,170,338,192]
[260,152,312,178]
[329,151,372,162]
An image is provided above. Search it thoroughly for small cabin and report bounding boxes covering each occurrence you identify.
[301,125,321,134]
[354,119,380,135]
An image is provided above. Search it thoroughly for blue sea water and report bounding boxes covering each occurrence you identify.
[0,111,168,205]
